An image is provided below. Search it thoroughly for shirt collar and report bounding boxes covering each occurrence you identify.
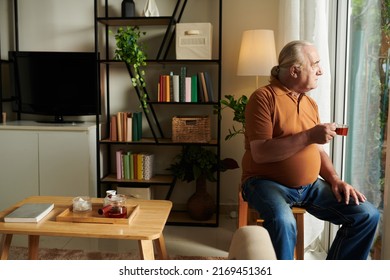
[270,77,305,98]
[269,77,306,113]
[269,77,293,96]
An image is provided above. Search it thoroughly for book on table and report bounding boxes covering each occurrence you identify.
[4,203,54,223]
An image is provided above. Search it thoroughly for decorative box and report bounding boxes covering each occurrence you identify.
[172,115,211,143]
[176,23,213,59]
[117,186,153,200]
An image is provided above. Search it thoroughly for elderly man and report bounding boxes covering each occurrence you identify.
[241,40,379,260]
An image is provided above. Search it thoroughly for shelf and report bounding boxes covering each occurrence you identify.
[148,101,219,105]
[101,174,174,185]
[1,97,15,102]
[95,0,222,226]
[100,138,218,146]
[167,210,218,227]
[101,174,177,201]
[100,59,220,65]
[97,16,174,26]
[148,59,221,64]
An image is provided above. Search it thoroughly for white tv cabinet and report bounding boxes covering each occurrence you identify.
[0,121,97,210]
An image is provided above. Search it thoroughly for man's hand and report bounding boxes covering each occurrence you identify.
[331,179,367,205]
[308,123,336,144]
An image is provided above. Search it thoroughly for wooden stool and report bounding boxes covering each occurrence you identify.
[238,191,306,260]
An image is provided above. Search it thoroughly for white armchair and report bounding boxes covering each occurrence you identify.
[228,225,277,260]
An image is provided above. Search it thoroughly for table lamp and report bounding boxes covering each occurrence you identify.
[237,29,277,88]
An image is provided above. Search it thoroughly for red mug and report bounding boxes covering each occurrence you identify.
[335,124,348,136]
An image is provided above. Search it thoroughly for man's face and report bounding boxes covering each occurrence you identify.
[295,45,323,92]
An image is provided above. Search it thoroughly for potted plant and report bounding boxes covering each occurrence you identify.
[112,26,148,109]
[168,145,238,220]
[219,94,248,140]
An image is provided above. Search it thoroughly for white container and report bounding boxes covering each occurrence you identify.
[117,186,152,200]
[72,196,92,212]
[176,23,213,60]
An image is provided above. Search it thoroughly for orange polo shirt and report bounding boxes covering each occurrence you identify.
[241,78,321,187]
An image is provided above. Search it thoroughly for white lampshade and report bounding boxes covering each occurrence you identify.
[237,29,277,78]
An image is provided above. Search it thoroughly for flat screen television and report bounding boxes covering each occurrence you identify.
[9,51,100,123]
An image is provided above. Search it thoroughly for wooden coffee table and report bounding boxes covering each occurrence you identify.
[0,196,172,260]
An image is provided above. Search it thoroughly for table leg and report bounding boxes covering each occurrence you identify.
[154,234,169,260]
[138,240,155,260]
[0,234,13,260]
[28,235,40,260]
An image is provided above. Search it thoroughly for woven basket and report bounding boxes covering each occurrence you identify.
[172,115,211,143]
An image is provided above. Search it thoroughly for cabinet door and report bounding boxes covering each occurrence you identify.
[0,131,39,209]
[39,131,90,196]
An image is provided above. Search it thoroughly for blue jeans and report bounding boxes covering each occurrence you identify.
[242,177,380,260]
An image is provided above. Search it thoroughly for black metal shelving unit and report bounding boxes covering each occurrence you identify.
[95,0,222,226]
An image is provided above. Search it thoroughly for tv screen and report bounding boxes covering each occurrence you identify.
[9,51,100,123]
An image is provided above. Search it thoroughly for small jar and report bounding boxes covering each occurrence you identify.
[103,190,117,206]
[72,196,92,212]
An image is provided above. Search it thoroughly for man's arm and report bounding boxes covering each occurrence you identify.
[318,146,366,205]
[249,123,335,164]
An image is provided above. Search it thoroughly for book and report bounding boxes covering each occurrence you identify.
[122,112,128,141]
[142,152,155,180]
[133,153,138,179]
[116,149,124,179]
[191,75,198,102]
[185,77,192,102]
[117,112,123,141]
[172,74,180,102]
[197,72,204,102]
[204,71,214,102]
[137,153,144,180]
[131,111,142,141]
[4,203,54,223]
[180,66,187,102]
[129,153,135,179]
[158,75,164,102]
[132,112,139,141]
[123,152,131,179]
[110,115,118,141]
[169,72,174,102]
[126,113,133,142]
[199,72,209,102]
[160,74,170,102]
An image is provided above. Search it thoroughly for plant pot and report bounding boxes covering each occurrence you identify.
[187,176,216,221]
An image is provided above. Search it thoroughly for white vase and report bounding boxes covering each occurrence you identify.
[143,0,159,17]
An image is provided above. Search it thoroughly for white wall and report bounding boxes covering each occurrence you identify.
[0,0,280,209]
[221,0,279,208]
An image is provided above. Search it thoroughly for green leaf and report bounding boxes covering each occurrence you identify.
[112,26,149,110]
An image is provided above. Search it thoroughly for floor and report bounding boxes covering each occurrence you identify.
[8,212,326,260]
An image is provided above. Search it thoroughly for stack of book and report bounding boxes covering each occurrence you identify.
[116,150,155,180]
[110,111,142,142]
[157,67,214,103]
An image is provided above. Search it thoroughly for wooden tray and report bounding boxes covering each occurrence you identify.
[56,204,139,224]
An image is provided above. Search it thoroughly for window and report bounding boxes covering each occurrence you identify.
[333,0,389,258]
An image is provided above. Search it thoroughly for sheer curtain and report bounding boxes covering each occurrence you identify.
[345,0,384,212]
[344,0,388,258]
[278,0,331,123]
[278,0,332,253]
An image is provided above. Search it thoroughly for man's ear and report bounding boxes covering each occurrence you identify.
[290,65,300,78]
